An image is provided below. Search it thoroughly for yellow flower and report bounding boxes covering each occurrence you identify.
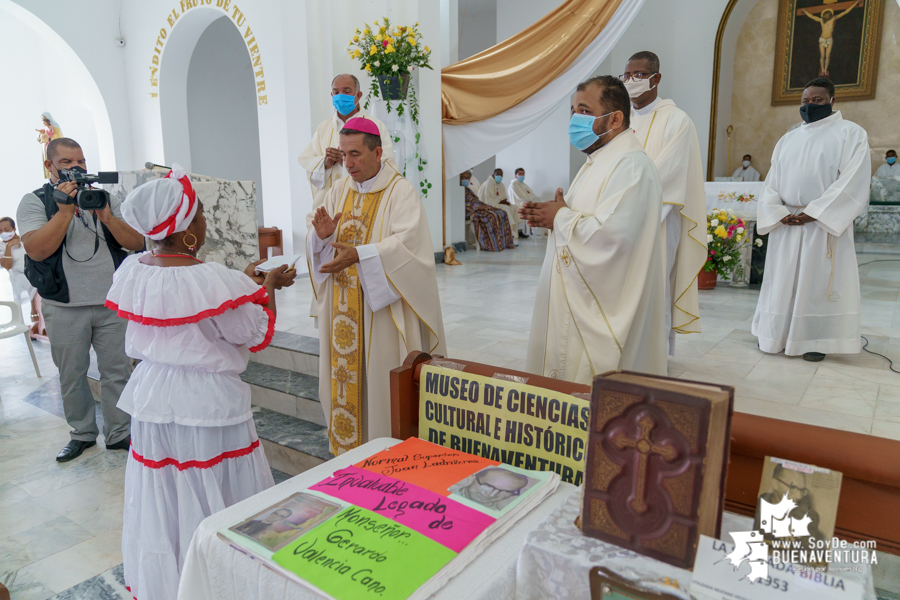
[369,45,378,56]
[364,64,372,72]
[373,19,379,25]
[714,225,728,238]
[353,35,359,42]
[384,35,392,44]
[385,45,395,54]
[375,34,383,41]
[424,45,430,52]
[363,28,370,35]
[380,26,386,33]
[408,36,416,45]
[353,49,361,58]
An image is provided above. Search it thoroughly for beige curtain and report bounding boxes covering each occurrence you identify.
[442,0,624,125]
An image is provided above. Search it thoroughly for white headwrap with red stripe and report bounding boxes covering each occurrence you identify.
[121,163,199,241]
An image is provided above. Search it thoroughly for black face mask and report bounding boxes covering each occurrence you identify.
[799,102,832,124]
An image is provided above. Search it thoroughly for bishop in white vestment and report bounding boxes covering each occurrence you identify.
[752,87,869,358]
[625,52,707,355]
[307,119,445,455]
[523,76,667,384]
[478,169,521,238]
[732,155,762,182]
[298,74,396,319]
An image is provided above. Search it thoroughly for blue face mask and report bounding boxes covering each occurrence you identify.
[494,175,503,183]
[332,93,357,115]
[460,179,469,187]
[517,175,525,183]
[568,112,613,151]
[888,157,897,165]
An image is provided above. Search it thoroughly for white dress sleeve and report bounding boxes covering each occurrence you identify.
[355,244,401,312]
[210,302,274,352]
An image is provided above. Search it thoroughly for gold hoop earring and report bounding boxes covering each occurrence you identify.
[182,233,199,252]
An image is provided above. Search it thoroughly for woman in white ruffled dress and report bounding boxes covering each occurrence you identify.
[106,166,296,600]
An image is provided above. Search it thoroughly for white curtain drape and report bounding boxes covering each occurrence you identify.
[442,0,645,177]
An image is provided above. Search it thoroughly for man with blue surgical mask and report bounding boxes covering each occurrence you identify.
[875,149,899,179]
[520,76,667,382]
[507,168,538,238]
[298,73,396,320]
[625,51,707,358]
[478,168,520,240]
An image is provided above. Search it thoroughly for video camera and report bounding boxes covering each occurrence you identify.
[53,167,119,211]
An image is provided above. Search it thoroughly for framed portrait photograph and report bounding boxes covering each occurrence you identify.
[772,0,885,105]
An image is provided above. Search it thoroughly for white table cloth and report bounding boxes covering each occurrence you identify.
[178,437,577,600]
[514,493,876,600]
[704,181,764,221]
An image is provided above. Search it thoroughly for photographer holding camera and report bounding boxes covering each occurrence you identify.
[17,138,145,462]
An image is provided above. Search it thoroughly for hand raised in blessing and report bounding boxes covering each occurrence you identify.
[312,207,342,240]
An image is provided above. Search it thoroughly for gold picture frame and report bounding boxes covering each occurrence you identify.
[771,0,884,105]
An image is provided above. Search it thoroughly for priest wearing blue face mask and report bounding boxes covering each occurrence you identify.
[875,150,899,179]
[752,78,870,362]
[298,73,396,320]
[478,168,521,239]
[520,75,667,382]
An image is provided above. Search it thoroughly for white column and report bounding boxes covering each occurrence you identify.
[441,0,466,247]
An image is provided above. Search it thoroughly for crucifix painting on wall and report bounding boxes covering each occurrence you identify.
[772,0,885,104]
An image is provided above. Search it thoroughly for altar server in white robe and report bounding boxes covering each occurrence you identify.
[733,154,762,182]
[752,78,870,361]
[298,74,396,319]
[479,168,521,239]
[624,51,707,356]
[521,76,667,383]
[307,118,445,455]
[507,168,537,237]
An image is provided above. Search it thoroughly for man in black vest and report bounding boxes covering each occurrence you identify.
[17,138,145,462]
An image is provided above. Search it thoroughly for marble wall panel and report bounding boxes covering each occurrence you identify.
[104,169,258,270]
[727,0,900,179]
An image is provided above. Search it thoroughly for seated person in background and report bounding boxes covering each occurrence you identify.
[875,149,898,178]
[478,168,521,239]
[461,171,516,252]
[732,154,761,182]
[0,217,44,337]
[107,165,296,599]
[507,168,537,238]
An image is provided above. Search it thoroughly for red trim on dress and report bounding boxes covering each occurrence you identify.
[131,439,261,471]
[249,306,276,353]
[105,287,269,327]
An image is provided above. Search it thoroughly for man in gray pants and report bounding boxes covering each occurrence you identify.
[17,138,146,462]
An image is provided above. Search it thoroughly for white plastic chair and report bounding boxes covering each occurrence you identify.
[0,300,41,377]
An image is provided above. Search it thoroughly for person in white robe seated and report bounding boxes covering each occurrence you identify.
[732,154,762,182]
[307,118,446,456]
[624,51,707,356]
[520,75,667,384]
[478,168,523,240]
[752,78,870,362]
[875,149,898,179]
[507,168,538,238]
[297,74,396,321]
[106,165,297,600]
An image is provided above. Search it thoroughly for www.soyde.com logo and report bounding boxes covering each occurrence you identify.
[720,496,878,584]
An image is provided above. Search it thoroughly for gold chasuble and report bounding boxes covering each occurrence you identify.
[309,166,446,455]
[631,99,707,336]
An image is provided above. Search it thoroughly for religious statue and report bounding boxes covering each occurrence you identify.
[801,1,859,77]
[35,112,62,178]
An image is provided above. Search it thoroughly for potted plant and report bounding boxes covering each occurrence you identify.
[347,18,433,197]
[700,208,750,290]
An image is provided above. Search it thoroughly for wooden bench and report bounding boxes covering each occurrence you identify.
[391,351,900,555]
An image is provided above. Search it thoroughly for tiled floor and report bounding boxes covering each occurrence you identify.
[1,237,899,598]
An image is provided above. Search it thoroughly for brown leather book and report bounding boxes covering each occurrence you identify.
[579,370,734,569]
